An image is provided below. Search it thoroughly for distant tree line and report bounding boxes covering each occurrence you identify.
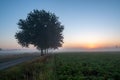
[15,10,64,55]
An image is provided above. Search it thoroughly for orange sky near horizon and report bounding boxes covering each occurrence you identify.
[0,37,120,50]
[63,39,120,49]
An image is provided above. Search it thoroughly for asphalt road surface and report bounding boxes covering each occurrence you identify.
[0,56,37,70]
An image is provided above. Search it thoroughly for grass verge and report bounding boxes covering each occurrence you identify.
[0,54,55,80]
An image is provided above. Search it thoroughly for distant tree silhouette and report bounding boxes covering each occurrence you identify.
[15,10,64,55]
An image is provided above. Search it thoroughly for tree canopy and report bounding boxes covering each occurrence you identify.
[15,10,64,55]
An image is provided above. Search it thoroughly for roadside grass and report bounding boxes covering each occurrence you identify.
[0,54,55,80]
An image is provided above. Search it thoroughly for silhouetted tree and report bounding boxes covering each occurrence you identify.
[15,10,64,55]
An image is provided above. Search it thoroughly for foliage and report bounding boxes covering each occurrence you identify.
[15,10,64,55]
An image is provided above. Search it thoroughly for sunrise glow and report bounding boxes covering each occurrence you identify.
[85,43,96,49]
[63,39,119,49]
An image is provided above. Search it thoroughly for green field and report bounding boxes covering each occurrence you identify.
[0,52,120,80]
[55,52,120,80]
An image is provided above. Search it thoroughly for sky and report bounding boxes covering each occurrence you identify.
[0,0,120,51]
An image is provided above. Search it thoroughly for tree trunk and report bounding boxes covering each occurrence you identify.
[47,49,48,54]
[41,48,43,56]
[45,49,46,54]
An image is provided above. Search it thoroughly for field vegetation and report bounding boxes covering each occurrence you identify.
[55,52,120,80]
[0,52,120,80]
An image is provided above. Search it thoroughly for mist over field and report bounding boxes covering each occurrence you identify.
[0,49,39,55]
[0,46,120,55]
[59,47,120,52]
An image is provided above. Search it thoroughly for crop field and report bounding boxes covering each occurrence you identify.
[55,52,120,80]
[0,52,120,80]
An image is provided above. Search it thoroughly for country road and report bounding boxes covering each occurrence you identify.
[0,56,38,70]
